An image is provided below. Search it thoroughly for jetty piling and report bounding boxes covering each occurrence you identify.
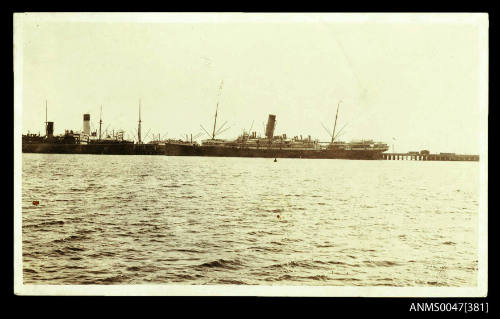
[381,153,479,161]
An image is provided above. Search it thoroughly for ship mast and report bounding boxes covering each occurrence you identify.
[99,105,102,141]
[331,100,341,143]
[212,80,224,140]
[212,104,218,139]
[138,99,142,144]
[45,100,48,137]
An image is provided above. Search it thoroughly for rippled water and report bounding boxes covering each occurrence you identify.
[21,154,479,286]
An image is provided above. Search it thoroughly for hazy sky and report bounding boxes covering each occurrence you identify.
[16,13,487,154]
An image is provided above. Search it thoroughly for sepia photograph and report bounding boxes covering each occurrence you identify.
[13,12,488,297]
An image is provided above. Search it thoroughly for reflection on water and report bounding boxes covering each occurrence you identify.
[22,154,479,286]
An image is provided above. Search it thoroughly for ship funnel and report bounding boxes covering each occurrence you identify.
[46,122,54,138]
[265,114,276,139]
[83,114,90,135]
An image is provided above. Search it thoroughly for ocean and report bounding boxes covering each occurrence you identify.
[21,154,479,286]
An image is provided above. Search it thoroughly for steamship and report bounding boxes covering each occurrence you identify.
[22,103,164,155]
[163,82,389,160]
[164,113,389,159]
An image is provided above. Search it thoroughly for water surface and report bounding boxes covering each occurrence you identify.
[22,154,479,286]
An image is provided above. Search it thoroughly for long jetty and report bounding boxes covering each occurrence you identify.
[381,152,479,161]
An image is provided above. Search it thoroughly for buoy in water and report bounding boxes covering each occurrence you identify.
[277,214,280,219]
[32,201,39,206]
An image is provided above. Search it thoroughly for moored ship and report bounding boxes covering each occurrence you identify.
[22,103,164,155]
[163,84,389,159]
[164,114,389,159]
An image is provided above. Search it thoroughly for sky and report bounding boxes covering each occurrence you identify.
[16,13,487,154]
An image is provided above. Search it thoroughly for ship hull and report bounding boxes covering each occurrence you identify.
[165,144,384,160]
[22,143,165,155]
[22,142,385,159]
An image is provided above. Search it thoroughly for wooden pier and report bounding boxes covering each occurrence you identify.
[381,152,479,161]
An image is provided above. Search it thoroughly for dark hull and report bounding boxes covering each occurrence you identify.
[22,142,385,159]
[165,144,384,160]
[22,143,165,155]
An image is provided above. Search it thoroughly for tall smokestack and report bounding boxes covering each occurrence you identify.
[46,122,54,138]
[265,114,276,139]
[83,114,90,135]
